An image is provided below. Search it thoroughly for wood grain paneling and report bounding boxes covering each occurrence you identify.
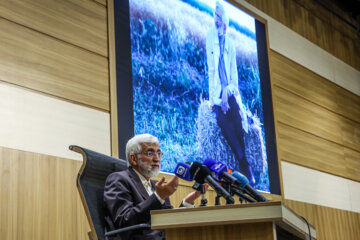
[274,86,360,152]
[0,18,109,111]
[246,0,360,70]
[93,0,107,7]
[277,123,360,182]
[284,199,360,240]
[270,50,360,122]
[165,223,274,240]
[0,147,90,240]
[344,148,360,182]
[0,0,107,56]
[107,0,119,157]
[274,86,341,142]
[270,49,360,182]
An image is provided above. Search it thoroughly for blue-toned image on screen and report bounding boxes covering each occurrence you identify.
[129,0,269,192]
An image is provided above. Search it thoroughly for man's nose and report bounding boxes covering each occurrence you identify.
[153,155,160,162]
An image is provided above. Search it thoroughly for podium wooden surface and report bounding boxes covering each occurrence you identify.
[151,201,316,240]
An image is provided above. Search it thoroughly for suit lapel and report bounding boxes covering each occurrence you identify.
[150,180,156,192]
[128,167,150,200]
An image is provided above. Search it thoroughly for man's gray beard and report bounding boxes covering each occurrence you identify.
[137,158,160,178]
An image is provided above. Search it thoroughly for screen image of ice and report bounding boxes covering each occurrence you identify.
[129,0,269,191]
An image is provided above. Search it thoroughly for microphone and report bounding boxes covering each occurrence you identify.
[232,171,267,202]
[174,162,193,181]
[203,159,242,186]
[203,158,216,169]
[189,162,234,204]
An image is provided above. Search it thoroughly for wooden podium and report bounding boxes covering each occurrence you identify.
[151,201,316,240]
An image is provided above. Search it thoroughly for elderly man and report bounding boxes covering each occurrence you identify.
[104,134,201,240]
[206,1,254,184]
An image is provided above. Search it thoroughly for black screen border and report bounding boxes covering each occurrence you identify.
[113,0,281,195]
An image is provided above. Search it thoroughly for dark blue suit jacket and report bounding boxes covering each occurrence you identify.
[104,167,172,240]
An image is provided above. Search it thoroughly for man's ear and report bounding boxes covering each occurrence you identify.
[129,154,138,167]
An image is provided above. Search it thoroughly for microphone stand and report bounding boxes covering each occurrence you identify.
[232,188,256,203]
[192,182,207,207]
[204,181,234,206]
[215,195,221,206]
[222,181,256,203]
[214,193,234,205]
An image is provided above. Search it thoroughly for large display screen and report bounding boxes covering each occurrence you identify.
[114,0,280,194]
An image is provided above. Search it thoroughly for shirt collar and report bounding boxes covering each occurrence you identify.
[133,168,151,186]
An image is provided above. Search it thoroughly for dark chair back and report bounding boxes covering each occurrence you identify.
[70,145,128,240]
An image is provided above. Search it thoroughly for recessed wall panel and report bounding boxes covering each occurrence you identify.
[282,161,360,213]
[0,82,111,160]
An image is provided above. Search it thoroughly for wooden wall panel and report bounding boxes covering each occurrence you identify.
[0,0,107,56]
[274,86,340,143]
[273,86,360,152]
[107,0,119,157]
[0,147,90,240]
[284,199,360,240]
[0,18,109,111]
[270,50,360,122]
[278,122,360,181]
[344,148,360,182]
[94,0,107,7]
[246,0,360,70]
[165,223,274,240]
[270,49,360,182]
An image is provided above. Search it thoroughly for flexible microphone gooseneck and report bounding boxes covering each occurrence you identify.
[189,162,234,204]
[232,171,267,202]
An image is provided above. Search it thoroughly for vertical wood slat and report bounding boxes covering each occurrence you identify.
[0,147,90,240]
[0,0,108,56]
[166,222,274,240]
[107,0,119,157]
[284,199,360,240]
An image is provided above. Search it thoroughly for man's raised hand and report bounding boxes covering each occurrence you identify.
[155,176,179,200]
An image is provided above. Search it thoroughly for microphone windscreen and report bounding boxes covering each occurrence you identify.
[232,171,249,188]
[189,162,211,184]
[174,162,193,181]
[203,158,216,168]
[209,162,227,181]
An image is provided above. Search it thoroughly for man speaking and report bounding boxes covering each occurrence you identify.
[103,134,202,240]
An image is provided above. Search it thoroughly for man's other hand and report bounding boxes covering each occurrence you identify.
[184,183,209,205]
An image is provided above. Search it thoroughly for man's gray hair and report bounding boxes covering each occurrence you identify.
[125,133,159,164]
[215,0,229,28]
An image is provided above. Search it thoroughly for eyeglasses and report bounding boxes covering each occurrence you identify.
[142,151,164,158]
